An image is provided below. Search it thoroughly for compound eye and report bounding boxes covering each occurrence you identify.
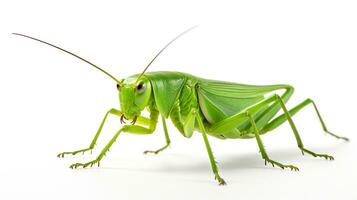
[116,83,121,90]
[136,83,145,93]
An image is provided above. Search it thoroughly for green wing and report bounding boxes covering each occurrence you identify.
[145,72,187,118]
[197,78,291,127]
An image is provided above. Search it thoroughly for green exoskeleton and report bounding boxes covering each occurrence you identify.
[13,28,349,185]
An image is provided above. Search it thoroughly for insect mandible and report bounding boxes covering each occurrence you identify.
[13,27,349,185]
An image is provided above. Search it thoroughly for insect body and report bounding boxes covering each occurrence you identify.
[13,29,349,185]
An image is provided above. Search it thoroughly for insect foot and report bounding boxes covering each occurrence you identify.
[143,150,160,154]
[300,148,334,160]
[69,159,100,169]
[143,146,169,155]
[57,148,93,158]
[264,159,299,171]
[325,130,350,142]
[215,175,227,186]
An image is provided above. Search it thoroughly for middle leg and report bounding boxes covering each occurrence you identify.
[196,113,226,185]
[144,115,171,154]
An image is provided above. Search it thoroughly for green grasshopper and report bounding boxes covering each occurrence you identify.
[13,28,349,185]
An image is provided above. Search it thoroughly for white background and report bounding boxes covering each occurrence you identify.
[0,0,356,199]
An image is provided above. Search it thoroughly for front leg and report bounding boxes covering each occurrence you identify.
[57,108,121,158]
[70,106,159,169]
[57,109,153,158]
[70,125,156,169]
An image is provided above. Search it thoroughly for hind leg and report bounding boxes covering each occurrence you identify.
[209,95,299,170]
[247,112,299,171]
[265,96,335,160]
[262,98,349,141]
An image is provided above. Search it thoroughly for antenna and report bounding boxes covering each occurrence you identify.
[135,25,198,82]
[12,33,121,83]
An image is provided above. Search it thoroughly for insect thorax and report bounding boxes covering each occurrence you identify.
[169,79,199,135]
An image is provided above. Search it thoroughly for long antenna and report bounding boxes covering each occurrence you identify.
[135,25,198,82]
[12,33,121,83]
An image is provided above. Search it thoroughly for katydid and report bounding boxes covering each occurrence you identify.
[13,28,349,185]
